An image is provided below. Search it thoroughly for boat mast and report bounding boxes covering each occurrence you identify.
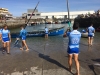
[66,0,70,20]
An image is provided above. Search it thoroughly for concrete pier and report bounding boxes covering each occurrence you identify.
[0,33,100,75]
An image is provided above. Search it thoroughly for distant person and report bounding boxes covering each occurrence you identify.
[19,26,29,51]
[45,27,49,38]
[82,29,86,33]
[87,24,95,46]
[66,22,81,75]
[85,27,88,32]
[0,25,11,54]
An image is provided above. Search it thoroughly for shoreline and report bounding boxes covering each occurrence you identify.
[0,19,26,29]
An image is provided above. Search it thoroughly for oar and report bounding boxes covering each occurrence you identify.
[14,1,40,46]
[63,20,71,37]
[68,20,72,30]
[24,1,40,29]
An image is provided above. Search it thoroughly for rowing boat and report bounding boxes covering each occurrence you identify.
[11,26,64,38]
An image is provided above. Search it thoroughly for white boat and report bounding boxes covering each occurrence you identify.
[81,32,88,38]
[81,32,94,38]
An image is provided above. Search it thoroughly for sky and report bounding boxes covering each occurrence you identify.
[0,0,100,16]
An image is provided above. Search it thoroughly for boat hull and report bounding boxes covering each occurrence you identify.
[81,33,95,38]
[81,32,88,38]
[11,27,64,38]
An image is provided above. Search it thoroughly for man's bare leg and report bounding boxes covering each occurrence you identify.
[20,41,24,50]
[2,42,6,53]
[74,54,80,75]
[90,37,93,46]
[22,40,29,51]
[7,42,10,53]
[68,54,73,72]
[88,37,90,46]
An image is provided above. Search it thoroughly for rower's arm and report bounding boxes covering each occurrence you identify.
[9,32,11,42]
[0,33,2,41]
[63,30,67,37]
[19,31,22,37]
[94,29,95,33]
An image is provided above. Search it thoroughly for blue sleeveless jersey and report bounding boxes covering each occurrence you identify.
[19,29,27,38]
[88,26,95,35]
[1,29,10,38]
[67,30,81,49]
[45,28,48,34]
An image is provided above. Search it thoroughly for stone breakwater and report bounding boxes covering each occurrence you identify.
[0,19,26,29]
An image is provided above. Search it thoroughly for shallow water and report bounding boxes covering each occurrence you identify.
[10,24,100,52]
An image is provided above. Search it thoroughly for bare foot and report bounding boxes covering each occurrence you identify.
[90,44,93,46]
[25,49,29,51]
[68,68,72,72]
[20,48,23,50]
[74,73,80,75]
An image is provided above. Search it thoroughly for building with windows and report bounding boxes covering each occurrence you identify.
[23,9,95,20]
[0,8,13,20]
[26,9,41,19]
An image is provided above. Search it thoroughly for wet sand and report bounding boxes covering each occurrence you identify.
[0,33,100,75]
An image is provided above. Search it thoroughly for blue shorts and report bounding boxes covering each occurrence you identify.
[67,47,79,54]
[21,37,26,40]
[2,38,10,42]
[45,33,48,34]
[88,35,93,37]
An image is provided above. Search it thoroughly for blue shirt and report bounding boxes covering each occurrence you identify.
[45,28,48,33]
[67,30,81,49]
[1,29,10,38]
[88,26,95,35]
[66,32,70,36]
[19,29,27,38]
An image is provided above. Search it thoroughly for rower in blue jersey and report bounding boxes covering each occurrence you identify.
[88,24,95,46]
[82,29,86,33]
[45,27,49,38]
[0,25,11,54]
[19,25,29,51]
[64,22,81,75]
[20,28,27,40]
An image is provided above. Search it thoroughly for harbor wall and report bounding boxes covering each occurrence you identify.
[0,19,26,29]
[74,17,100,28]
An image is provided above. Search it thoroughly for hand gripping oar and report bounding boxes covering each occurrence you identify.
[14,1,40,46]
[63,20,71,37]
